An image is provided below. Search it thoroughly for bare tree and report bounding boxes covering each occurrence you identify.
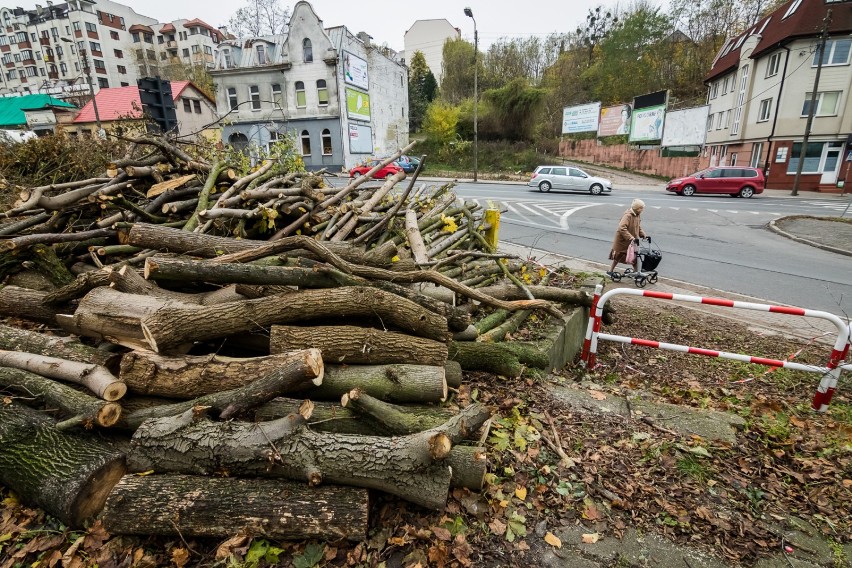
[228,0,290,37]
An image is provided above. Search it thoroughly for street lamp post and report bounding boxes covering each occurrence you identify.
[464,7,478,183]
[60,37,102,134]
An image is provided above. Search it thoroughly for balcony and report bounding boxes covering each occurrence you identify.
[22,57,35,65]
[48,71,58,79]
[39,37,50,46]
[166,40,177,49]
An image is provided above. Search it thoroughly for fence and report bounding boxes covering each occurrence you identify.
[580,285,852,412]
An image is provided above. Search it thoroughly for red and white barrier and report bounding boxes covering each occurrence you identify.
[580,288,851,412]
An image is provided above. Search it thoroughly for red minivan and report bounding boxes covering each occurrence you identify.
[666,167,765,198]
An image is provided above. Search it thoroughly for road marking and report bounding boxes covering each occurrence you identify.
[708,209,718,213]
[559,204,600,230]
[517,203,543,216]
[689,208,699,212]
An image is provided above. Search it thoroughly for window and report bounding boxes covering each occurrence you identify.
[814,39,852,67]
[204,46,212,55]
[114,49,123,58]
[295,81,306,107]
[802,91,840,116]
[146,49,156,61]
[117,65,126,74]
[716,112,723,130]
[0,36,5,46]
[782,0,803,19]
[131,32,140,43]
[551,167,567,176]
[729,153,737,166]
[157,35,164,44]
[321,129,332,155]
[787,142,824,173]
[757,98,772,122]
[191,45,199,54]
[271,83,283,108]
[30,32,36,42]
[72,22,80,32]
[300,130,311,155]
[256,44,266,64]
[223,50,233,68]
[182,48,189,57]
[56,46,63,57]
[159,52,166,60]
[731,64,749,135]
[144,33,153,44]
[183,99,192,112]
[85,22,97,33]
[93,59,105,71]
[97,77,108,88]
[750,142,763,168]
[710,81,719,99]
[90,42,100,52]
[60,62,67,73]
[25,66,35,76]
[193,100,201,113]
[16,31,27,42]
[766,52,780,77]
[303,38,312,62]
[722,76,729,95]
[110,31,119,40]
[250,85,261,110]
[227,87,238,110]
[316,79,328,106]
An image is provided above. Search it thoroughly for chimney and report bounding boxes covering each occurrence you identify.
[356,31,372,47]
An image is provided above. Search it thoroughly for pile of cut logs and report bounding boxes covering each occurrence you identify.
[0,136,603,541]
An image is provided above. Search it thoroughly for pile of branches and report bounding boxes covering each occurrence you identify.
[0,136,604,541]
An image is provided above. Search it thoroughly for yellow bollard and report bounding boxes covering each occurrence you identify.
[483,207,500,251]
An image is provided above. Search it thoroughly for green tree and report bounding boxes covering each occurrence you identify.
[576,5,619,67]
[422,101,460,144]
[537,48,591,138]
[480,78,547,141]
[408,51,437,133]
[158,62,215,100]
[228,0,290,37]
[439,37,477,104]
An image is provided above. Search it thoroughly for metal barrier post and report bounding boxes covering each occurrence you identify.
[580,284,603,366]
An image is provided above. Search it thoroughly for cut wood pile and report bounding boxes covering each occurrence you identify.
[0,136,608,542]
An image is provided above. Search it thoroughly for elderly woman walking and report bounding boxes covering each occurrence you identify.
[607,198,649,277]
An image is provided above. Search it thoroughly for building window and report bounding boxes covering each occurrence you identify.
[766,52,780,77]
[321,128,332,155]
[256,44,266,64]
[731,64,749,135]
[90,41,100,52]
[144,33,153,43]
[228,87,238,110]
[303,38,312,62]
[94,59,105,71]
[110,31,119,40]
[146,50,156,61]
[114,49,123,58]
[157,35,164,44]
[295,81,306,107]
[750,142,763,169]
[182,48,189,58]
[802,91,840,116]
[271,83,283,108]
[183,99,192,112]
[117,65,126,74]
[730,152,737,166]
[223,50,233,68]
[131,31,140,42]
[710,81,719,99]
[721,76,729,95]
[716,112,723,130]
[193,100,201,113]
[85,22,97,33]
[316,79,328,106]
[97,77,108,88]
[191,45,199,54]
[300,130,311,155]
[814,39,852,67]
[204,45,212,55]
[757,98,772,122]
[782,0,803,19]
[787,142,825,174]
[250,85,261,110]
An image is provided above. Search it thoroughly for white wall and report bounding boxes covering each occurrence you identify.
[403,19,459,85]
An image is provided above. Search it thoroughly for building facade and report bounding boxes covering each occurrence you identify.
[402,19,459,85]
[704,0,852,192]
[0,0,222,100]
[210,1,408,172]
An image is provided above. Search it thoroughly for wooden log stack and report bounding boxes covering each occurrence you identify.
[0,135,607,541]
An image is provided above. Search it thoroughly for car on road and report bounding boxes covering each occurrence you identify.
[527,165,612,195]
[349,160,403,179]
[665,166,764,198]
[395,155,421,173]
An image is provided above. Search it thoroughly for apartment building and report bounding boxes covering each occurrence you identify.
[403,19,460,85]
[0,0,222,101]
[704,0,852,192]
[210,1,408,172]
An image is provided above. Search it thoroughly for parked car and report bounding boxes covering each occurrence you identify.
[349,160,403,179]
[527,165,612,195]
[666,167,765,198]
[395,155,421,173]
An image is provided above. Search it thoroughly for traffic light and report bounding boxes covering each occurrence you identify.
[137,76,178,134]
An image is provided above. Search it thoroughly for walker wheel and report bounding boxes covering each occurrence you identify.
[624,268,633,274]
[611,273,622,282]
[649,274,658,284]
[635,276,648,288]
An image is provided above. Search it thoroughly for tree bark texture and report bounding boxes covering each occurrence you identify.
[445,360,463,389]
[127,403,490,509]
[269,325,448,367]
[448,341,523,377]
[0,349,125,401]
[0,285,58,325]
[120,349,323,430]
[0,323,118,369]
[144,256,340,288]
[0,367,122,428]
[119,349,323,399]
[0,402,126,527]
[139,286,448,353]
[100,474,368,541]
[296,364,447,403]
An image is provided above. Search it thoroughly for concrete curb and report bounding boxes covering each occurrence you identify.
[767,218,852,257]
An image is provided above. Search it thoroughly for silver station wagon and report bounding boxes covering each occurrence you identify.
[527,165,613,195]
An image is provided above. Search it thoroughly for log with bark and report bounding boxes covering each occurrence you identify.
[296,363,448,403]
[0,402,126,527]
[0,349,125,400]
[100,474,369,541]
[127,403,491,509]
[0,323,118,369]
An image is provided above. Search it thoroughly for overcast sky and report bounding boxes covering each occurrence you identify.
[19,0,670,51]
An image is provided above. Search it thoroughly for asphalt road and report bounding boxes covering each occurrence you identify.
[447,181,852,316]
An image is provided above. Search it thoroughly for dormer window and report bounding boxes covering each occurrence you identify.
[303,38,312,63]
[257,44,266,65]
[782,0,802,19]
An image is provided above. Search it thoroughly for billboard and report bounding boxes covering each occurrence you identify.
[629,105,666,142]
[343,51,369,90]
[349,123,373,153]
[634,90,668,110]
[562,102,601,134]
[598,104,632,137]
[346,88,371,121]
[661,105,710,147]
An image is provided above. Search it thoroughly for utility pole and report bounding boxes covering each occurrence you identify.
[464,7,478,183]
[792,9,831,196]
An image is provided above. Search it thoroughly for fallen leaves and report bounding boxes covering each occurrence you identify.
[581,533,601,544]
[544,532,562,548]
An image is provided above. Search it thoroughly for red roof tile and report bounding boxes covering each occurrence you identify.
[128,24,154,34]
[705,0,852,82]
[159,23,176,33]
[73,86,142,123]
[182,18,224,41]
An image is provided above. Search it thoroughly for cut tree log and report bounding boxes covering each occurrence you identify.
[0,367,121,428]
[445,360,463,389]
[144,255,340,288]
[0,323,118,369]
[128,402,490,509]
[119,349,324,399]
[0,402,126,528]
[297,364,447,403]
[269,325,448,366]
[446,446,488,490]
[139,286,448,352]
[100,474,369,541]
[448,341,522,377]
[0,285,59,325]
[0,349,125,401]
[120,349,323,430]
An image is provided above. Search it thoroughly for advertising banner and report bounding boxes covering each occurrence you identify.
[562,102,601,134]
[346,88,371,121]
[661,105,710,147]
[634,90,667,110]
[349,123,372,153]
[343,51,369,91]
[629,104,666,142]
[598,104,632,137]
